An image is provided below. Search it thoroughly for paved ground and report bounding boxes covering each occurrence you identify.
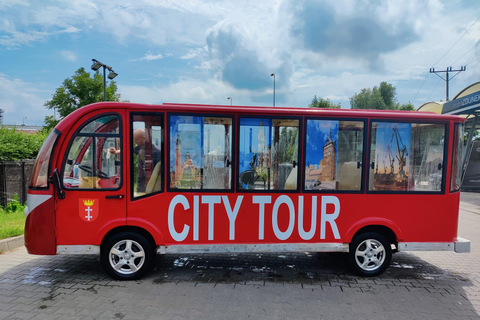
[0,192,479,320]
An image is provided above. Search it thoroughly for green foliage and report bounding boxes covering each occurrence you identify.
[309,95,341,109]
[0,195,26,240]
[350,82,416,111]
[44,67,122,131]
[398,102,415,111]
[0,127,48,161]
[4,195,24,213]
[350,82,397,110]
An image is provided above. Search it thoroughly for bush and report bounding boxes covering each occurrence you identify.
[0,127,48,161]
[4,195,24,213]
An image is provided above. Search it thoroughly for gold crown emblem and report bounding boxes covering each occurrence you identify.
[83,199,95,206]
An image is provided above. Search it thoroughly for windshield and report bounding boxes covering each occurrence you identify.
[30,130,59,188]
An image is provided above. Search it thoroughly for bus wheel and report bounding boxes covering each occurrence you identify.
[348,232,392,277]
[101,232,154,280]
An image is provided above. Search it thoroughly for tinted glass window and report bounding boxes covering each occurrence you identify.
[369,122,446,192]
[238,118,299,191]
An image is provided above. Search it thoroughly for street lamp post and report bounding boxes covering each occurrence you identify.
[227,97,232,106]
[91,59,118,101]
[271,73,275,107]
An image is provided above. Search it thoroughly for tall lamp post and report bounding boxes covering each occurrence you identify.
[227,97,232,105]
[271,73,275,107]
[91,59,118,101]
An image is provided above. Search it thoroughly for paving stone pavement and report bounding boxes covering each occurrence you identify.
[0,192,479,320]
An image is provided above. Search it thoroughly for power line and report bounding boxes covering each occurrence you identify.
[451,41,480,65]
[432,15,480,67]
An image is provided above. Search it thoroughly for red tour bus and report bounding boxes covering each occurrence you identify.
[25,102,470,279]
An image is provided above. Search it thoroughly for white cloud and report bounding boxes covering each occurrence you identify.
[131,52,164,62]
[0,74,50,125]
[60,50,77,62]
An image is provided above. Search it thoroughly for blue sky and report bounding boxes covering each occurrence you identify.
[0,0,479,126]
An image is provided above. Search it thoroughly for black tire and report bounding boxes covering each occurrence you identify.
[101,232,154,280]
[348,232,392,277]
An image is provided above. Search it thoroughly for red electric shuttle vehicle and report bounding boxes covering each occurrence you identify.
[25,102,470,279]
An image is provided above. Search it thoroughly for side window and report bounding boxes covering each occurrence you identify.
[169,115,233,190]
[62,115,121,189]
[451,123,464,192]
[369,122,446,192]
[238,118,299,191]
[131,114,163,198]
[305,120,364,191]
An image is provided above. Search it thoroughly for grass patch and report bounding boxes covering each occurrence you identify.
[0,208,26,240]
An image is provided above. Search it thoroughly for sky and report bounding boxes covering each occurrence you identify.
[0,0,479,126]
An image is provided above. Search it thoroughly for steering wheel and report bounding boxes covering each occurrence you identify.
[78,164,109,179]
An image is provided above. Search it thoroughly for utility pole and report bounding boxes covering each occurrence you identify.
[429,66,466,101]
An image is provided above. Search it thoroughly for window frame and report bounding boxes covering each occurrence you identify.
[236,115,302,193]
[167,112,235,193]
[130,112,165,200]
[302,117,367,194]
[366,119,449,195]
[60,112,123,191]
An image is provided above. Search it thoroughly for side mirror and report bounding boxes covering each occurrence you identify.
[49,168,65,199]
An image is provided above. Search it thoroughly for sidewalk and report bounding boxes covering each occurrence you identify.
[0,235,23,253]
[0,192,479,320]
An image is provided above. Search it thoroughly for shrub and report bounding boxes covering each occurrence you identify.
[0,127,47,161]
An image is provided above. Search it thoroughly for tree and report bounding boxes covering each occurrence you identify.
[398,102,415,111]
[308,95,341,108]
[350,82,399,110]
[44,67,121,130]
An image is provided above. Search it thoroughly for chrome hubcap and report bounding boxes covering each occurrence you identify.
[109,240,145,275]
[354,239,386,271]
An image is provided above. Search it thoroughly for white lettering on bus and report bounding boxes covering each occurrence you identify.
[298,196,317,240]
[321,196,340,239]
[168,195,190,242]
[202,195,221,241]
[222,195,243,240]
[167,195,341,242]
[252,196,271,240]
[272,195,295,240]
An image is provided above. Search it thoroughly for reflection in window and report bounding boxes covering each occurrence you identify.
[169,115,232,190]
[238,118,299,190]
[369,122,445,192]
[305,120,364,191]
[62,115,121,190]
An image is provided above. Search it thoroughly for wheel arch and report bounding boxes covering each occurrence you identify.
[345,218,401,247]
[101,226,156,250]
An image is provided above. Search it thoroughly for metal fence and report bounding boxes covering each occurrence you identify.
[0,160,35,207]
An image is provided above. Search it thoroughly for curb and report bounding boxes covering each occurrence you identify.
[0,235,24,253]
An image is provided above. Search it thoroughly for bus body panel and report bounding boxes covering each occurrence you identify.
[25,102,468,278]
[126,192,460,247]
[24,191,56,255]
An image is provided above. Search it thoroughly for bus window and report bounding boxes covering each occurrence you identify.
[30,130,59,189]
[238,118,299,191]
[62,115,122,190]
[169,115,233,190]
[369,122,446,192]
[131,114,163,198]
[451,123,465,192]
[305,120,364,191]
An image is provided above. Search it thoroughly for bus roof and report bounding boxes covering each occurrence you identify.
[55,101,465,132]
